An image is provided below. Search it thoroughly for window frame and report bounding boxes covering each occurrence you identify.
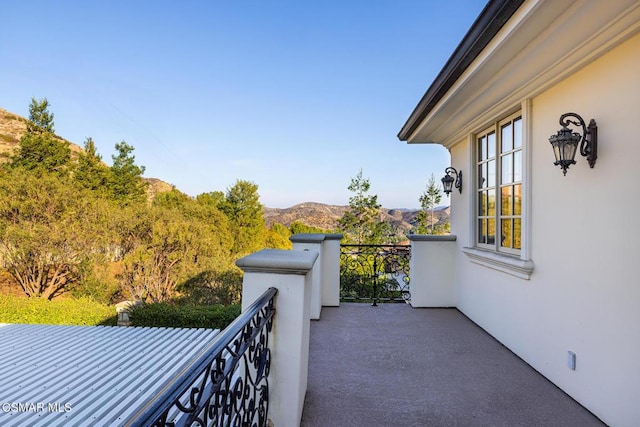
[475,111,523,255]
[462,101,533,280]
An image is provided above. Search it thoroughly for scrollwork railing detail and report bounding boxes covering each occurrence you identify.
[128,287,277,427]
[340,244,410,304]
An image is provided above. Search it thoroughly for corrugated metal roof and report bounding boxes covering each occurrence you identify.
[0,323,220,426]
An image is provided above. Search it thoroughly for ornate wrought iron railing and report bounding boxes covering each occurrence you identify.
[340,244,410,304]
[127,287,277,427]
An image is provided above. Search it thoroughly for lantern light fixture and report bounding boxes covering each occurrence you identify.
[548,113,597,176]
[441,167,462,196]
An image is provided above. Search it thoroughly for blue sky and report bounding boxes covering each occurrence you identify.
[1,0,486,208]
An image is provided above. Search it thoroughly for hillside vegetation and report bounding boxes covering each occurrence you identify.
[0,99,449,306]
[0,99,282,304]
[0,107,173,198]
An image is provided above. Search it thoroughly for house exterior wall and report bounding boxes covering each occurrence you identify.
[450,32,640,427]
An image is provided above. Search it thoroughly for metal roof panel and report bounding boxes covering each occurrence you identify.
[0,323,220,426]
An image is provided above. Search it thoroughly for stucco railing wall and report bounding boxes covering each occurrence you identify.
[290,233,343,320]
[237,249,318,427]
[408,235,457,308]
[320,234,342,307]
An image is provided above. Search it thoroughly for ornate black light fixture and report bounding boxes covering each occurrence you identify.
[548,113,597,176]
[441,167,462,196]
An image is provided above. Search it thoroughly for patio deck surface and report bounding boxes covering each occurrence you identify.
[301,304,604,427]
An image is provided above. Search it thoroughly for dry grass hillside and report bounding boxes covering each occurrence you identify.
[0,107,83,161]
[0,106,172,197]
[0,107,26,154]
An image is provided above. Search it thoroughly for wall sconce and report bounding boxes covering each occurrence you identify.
[548,112,597,176]
[441,167,462,196]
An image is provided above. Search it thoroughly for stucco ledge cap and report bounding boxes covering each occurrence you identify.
[236,249,319,274]
[289,233,326,243]
[407,234,457,242]
[323,233,344,241]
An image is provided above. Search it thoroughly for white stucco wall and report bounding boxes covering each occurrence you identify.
[451,32,640,427]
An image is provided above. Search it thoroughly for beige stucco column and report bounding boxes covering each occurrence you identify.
[237,249,318,427]
[408,235,457,307]
[290,233,324,320]
[321,233,343,307]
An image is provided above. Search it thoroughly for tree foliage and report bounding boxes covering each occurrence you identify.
[74,137,110,193]
[265,223,292,249]
[417,174,443,234]
[117,207,201,302]
[196,191,225,207]
[0,168,113,299]
[0,98,277,305]
[109,141,147,203]
[25,97,55,134]
[289,221,329,235]
[115,194,234,303]
[10,98,70,174]
[338,169,388,244]
[218,180,266,256]
[177,269,243,306]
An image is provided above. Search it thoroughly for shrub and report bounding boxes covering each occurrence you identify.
[71,264,120,305]
[0,295,117,326]
[129,303,241,329]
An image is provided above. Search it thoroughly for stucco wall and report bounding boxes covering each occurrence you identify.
[451,32,640,427]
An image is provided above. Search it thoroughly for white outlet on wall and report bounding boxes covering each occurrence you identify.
[567,351,576,370]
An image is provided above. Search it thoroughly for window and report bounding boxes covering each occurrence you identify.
[476,112,522,254]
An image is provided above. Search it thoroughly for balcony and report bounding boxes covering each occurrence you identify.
[0,234,612,425]
[234,234,605,426]
[301,303,604,426]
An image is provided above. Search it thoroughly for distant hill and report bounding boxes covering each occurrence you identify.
[0,107,84,159]
[264,202,450,234]
[0,106,172,198]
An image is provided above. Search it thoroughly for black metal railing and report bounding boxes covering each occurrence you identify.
[340,244,410,305]
[127,287,277,427]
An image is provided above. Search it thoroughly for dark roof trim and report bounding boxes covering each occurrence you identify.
[398,0,525,141]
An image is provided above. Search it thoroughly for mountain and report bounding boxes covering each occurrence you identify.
[264,202,450,234]
[0,106,172,198]
[264,202,349,230]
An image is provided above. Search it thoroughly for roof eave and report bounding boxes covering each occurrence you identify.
[397,0,525,142]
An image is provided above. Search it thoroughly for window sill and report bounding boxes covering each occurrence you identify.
[462,247,534,280]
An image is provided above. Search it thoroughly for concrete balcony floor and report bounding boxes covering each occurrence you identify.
[301,304,604,427]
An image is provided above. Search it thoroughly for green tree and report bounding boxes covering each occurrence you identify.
[25,97,55,134]
[74,137,110,193]
[10,98,70,174]
[0,167,113,299]
[113,189,235,302]
[117,205,225,302]
[265,223,292,249]
[289,221,330,235]
[159,189,234,265]
[417,174,443,234]
[338,169,388,244]
[153,188,192,210]
[218,180,266,256]
[196,191,225,207]
[109,141,147,203]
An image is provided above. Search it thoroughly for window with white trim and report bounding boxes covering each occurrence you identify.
[476,112,522,254]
